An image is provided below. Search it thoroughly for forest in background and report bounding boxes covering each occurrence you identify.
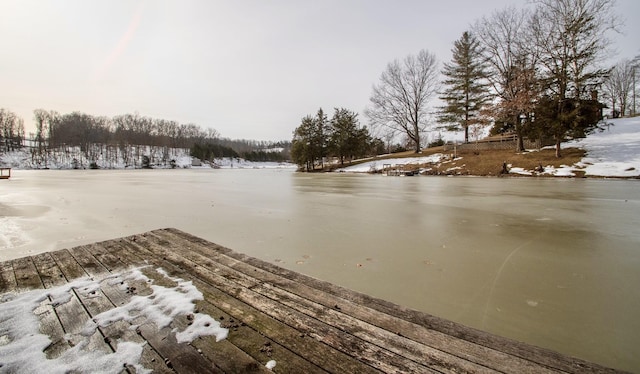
[0,109,290,169]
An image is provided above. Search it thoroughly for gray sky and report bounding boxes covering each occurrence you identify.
[1,0,638,141]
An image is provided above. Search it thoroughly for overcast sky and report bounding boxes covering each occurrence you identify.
[1,0,638,141]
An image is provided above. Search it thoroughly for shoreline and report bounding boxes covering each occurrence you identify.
[2,166,639,180]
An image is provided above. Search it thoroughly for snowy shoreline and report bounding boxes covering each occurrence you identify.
[335,117,640,179]
[2,117,639,178]
[0,149,297,171]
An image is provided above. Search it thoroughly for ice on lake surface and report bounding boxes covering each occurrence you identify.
[1,167,639,372]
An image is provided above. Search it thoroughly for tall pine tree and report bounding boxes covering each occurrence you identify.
[438,31,491,143]
[291,108,330,171]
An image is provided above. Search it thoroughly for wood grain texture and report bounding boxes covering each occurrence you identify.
[0,228,629,374]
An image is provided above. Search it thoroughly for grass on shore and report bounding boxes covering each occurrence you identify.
[421,147,585,176]
[333,146,586,177]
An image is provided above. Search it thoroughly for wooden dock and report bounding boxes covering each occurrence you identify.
[0,228,626,373]
[0,167,10,179]
[383,164,416,176]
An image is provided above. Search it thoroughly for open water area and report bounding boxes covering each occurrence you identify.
[1,169,639,372]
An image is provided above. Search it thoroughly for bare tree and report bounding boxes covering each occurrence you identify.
[603,59,636,117]
[0,109,24,152]
[365,49,439,153]
[633,54,639,116]
[33,109,49,146]
[473,7,538,151]
[32,109,52,168]
[530,0,617,157]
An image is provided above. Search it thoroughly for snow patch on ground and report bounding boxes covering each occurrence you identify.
[210,157,296,169]
[0,267,228,373]
[545,117,639,177]
[508,167,533,176]
[568,118,640,177]
[337,154,444,173]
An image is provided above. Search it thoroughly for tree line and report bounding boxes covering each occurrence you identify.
[190,140,289,163]
[291,108,384,171]
[0,108,290,168]
[0,109,26,152]
[363,0,635,158]
[24,109,222,168]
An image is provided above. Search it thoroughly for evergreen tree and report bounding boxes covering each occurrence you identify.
[291,109,329,171]
[293,107,377,171]
[311,108,330,168]
[291,115,316,171]
[329,108,360,165]
[438,31,491,143]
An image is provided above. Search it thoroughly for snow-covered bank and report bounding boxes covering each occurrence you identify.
[337,154,445,173]
[567,117,640,177]
[337,117,640,178]
[0,147,295,170]
[516,116,640,178]
[207,157,296,169]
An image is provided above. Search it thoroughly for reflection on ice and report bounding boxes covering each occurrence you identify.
[0,217,30,249]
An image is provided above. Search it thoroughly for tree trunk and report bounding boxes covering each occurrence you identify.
[514,115,525,152]
[555,138,562,158]
[412,125,421,153]
[517,135,525,152]
[464,109,469,143]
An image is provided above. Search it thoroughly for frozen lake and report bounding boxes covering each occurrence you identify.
[1,169,639,371]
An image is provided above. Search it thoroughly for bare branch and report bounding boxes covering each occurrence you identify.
[366,49,439,153]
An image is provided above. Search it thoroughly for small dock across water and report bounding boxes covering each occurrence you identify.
[0,167,10,179]
[383,164,416,176]
[0,228,625,373]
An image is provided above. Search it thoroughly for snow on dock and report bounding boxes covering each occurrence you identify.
[0,228,626,373]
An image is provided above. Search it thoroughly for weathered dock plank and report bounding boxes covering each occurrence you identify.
[31,253,67,288]
[35,300,71,359]
[0,260,16,294]
[127,233,414,373]
[31,253,75,359]
[153,229,555,373]
[99,238,277,373]
[116,234,374,373]
[49,248,88,280]
[163,228,625,374]
[110,245,327,374]
[35,248,170,372]
[13,256,44,291]
[0,228,629,374]
[137,231,471,373]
